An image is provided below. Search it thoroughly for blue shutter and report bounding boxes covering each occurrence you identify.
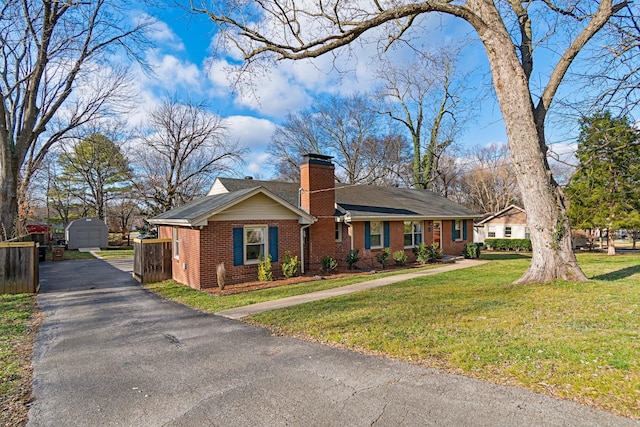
[383,221,390,247]
[451,220,456,241]
[269,226,278,262]
[463,220,468,240]
[233,228,243,266]
[364,221,371,249]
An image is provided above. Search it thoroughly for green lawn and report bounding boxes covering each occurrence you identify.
[44,247,134,261]
[145,264,442,313]
[0,293,38,426]
[94,247,134,259]
[247,252,640,418]
[46,249,94,261]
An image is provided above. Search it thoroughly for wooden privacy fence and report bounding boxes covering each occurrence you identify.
[1,242,40,294]
[133,238,172,283]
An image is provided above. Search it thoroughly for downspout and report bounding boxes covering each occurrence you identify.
[344,213,354,250]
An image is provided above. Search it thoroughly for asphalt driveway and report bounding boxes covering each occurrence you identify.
[29,258,637,426]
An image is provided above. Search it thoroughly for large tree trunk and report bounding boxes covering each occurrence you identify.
[0,151,20,240]
[476,12,588,284]
[607,229,616,256]
[0,175,18,241]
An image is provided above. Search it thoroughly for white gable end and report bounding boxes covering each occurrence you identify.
[208,178,230,196]
[210,193,301,222]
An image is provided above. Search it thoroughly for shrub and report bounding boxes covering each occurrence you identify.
[375,247,391,269]
[414,243,443,264]
[345,248,360,269]
[464,243,481,259]
[321,255,338,274]
[257,254,273,281]
[484,238,532,251]
[393,250,408,266]
[281,251,300,278]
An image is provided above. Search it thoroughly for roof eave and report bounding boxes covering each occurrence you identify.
[147,218,193,227]
[344,214,482,222]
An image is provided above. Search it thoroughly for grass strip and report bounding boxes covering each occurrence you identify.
[94,248,134,259]
[0,293,39,426]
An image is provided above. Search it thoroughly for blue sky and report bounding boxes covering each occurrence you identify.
[127,3,587,179]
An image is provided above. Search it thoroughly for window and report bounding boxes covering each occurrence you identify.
[370,221,382,248]
[245,225,267,263]
[525,227,530,239]
[404,221,423,247]
[488,226,496,238]
[335,222,342,242]
[505,226,512,238]
[454,220,462,241]
[172,227,179,259]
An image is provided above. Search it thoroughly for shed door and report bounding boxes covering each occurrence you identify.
[77,230,100,247]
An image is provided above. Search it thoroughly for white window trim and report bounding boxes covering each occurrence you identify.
[244,224,268,265]
[370,221,383,249]
[404,221,424,248]
[335,221,343,242]
[172,227,179,259]
[454,220,463,241]
[488,225,496,238]
[505,225,512,238]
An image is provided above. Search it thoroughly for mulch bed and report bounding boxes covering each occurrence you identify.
[205,262,432,296]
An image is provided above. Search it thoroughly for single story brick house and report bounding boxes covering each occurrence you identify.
[473,205,528,243]
[148,154,480,290]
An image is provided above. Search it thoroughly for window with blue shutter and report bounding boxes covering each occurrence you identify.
[364,221,371,249]
[233,228,243,266]
[451,220,456,241]
[269,226,278,262]
[463,220,468,240]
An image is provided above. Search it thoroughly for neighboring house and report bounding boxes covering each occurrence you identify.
[148,154,480,290]
[473,205,528,244]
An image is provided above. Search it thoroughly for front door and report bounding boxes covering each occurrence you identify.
[433,221,441,249]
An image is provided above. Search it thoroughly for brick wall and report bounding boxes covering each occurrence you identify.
[440,220,472,255]
[165,219,302,290]
[336,219,473,270]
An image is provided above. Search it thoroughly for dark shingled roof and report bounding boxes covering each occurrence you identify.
[151,188,258,222]
[335,185,478,219]
[215,178,479,220]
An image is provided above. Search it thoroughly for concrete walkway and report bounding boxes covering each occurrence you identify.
[216,259,488,319]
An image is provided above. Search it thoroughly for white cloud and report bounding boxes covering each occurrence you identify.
[145,16,185,52]
[225,115,277,150]
[146,51,202,91]
[245,152,274,179]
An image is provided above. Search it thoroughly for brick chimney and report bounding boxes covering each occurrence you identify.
[300,153,335,216]
[300,153,336,270]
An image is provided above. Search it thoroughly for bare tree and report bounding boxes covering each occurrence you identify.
[270,94,410,184]
[377,47,475,190]
[107,191,140,242]
[0,0,149,239]
[191,1,637,284]
[457,144,521,214]
[134,97,245,215]
[430,154,463,200]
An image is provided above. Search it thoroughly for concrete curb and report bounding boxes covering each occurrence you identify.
[215,259,488,319]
